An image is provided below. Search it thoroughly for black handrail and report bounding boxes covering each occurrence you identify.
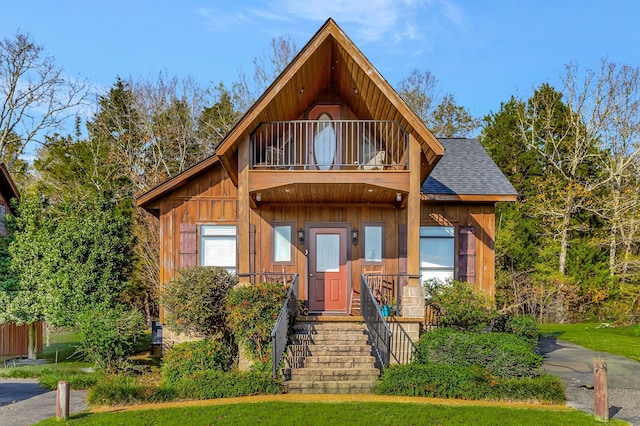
[360,274,392,368]
[270,274,299,377]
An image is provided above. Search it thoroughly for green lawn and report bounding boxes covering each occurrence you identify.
[35,401,624,426]
[539,323,640,362]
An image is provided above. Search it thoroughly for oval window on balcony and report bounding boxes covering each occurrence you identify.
[313,113,336,170]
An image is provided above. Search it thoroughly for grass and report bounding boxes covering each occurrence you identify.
[34,400,625,426]
[539,322,640,362]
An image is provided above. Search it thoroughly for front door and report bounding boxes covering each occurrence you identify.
[308,227,348,313]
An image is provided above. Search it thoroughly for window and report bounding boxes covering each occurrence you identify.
[200,225,237,273]
[419,226,455,285]
[273,225,292,263]
[313,113,336,170]
[364,225,383,262]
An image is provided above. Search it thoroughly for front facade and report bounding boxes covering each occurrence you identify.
[138,20,517,322]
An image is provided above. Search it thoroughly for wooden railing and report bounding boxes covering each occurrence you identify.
[360,274,392,369]
[270,274,299,377]
[250,120,409,170]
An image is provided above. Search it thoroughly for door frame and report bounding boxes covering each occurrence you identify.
[305,222,352,314]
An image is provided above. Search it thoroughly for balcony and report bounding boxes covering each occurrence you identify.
[248,120,411,204]
[250,120,409,170]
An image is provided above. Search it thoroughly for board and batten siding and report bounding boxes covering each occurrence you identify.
[156,164,238,322]
[0,322,43,360]
[420,203,496,296]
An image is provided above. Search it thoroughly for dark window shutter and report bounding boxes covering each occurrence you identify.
[458,226,476,283]
[179,223,197,268]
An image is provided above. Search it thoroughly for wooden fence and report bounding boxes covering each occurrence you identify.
[0,322,43,360]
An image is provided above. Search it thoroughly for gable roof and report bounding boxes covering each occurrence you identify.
[214,18,444,185]
[421,138,518,202]
[0,163,20,209]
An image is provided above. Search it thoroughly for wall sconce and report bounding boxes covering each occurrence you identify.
[352,228,359,245]
[396,193,402,202]
[298,228,305,245]
[255,192,261,202]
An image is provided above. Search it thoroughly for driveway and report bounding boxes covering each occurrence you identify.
[0,378,88,426]
[540,337,640,425]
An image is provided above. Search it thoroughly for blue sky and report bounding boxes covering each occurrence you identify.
[3,0,640,120]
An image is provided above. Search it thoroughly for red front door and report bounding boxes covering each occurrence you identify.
[308,227,348,313]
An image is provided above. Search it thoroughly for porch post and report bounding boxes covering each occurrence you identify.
[238,136,251,285]
[402,134,425,318]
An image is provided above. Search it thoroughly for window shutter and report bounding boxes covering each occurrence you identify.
[179,223,197,268]
[458,226,476,283]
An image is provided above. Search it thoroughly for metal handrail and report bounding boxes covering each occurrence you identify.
[270,274,299,377]
[250,120,409,170]
[360,274,392,369]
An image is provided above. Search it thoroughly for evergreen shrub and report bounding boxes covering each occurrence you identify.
[492,314,539,347]
[173,369,284,399]
[424,279,496,331]
[162,339,234,385]
[413,328,542,378]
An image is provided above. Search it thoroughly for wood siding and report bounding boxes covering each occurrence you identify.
[156,164,238,321]
[420,203,496,296]
[0,322,43,360]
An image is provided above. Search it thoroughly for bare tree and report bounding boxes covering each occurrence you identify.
[233,35,299,112]
[397,69,479,137]
[0,31,89,170]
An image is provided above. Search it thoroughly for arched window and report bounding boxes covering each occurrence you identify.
[313,112,336,170]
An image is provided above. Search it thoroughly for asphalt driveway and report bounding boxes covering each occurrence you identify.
[540,337,640,425]
[0,378,88,426]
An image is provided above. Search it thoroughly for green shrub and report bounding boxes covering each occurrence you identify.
[75,305,146,373]
[225,282,287,363]
[162,267,237,339]
[376,364,564,403]
[162,339,234,385]
[174,370,284,399]
[414,328,542,378]
[502,315,539,347]
[376,363,493,399]
[87,375,177,406]
[424,280,496,331]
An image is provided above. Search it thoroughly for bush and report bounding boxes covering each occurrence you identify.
[414,328,542,379]
[424,280,496,331]
[493,314,539,347]
[162,266,237,339]
[87,375,176,406]
[39,371,101,390]
[174,370,284,399]
[162,339,234,385]
[225,282,287,363]
[376,364,564,403]
[75,305,146,373]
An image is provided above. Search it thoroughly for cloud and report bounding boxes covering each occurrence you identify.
[247,0,466,43]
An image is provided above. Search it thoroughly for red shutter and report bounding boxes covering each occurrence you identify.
[179,223,197,268]
[458,226,476,283]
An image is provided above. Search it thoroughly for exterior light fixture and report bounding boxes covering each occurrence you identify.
[396,193,402,202]
[256,192,261,202]
[352,228,359,245]
[298,228,305,245]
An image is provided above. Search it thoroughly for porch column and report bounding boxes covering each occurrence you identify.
[402,134,425,318]
[238,136,251,284]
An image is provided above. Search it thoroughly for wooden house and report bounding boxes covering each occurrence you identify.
[138,20,516,369]
[0,163,43,361]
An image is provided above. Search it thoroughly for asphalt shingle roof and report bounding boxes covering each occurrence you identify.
[421,138,518,197]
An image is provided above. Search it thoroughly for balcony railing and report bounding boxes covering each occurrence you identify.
[250,120,409,170]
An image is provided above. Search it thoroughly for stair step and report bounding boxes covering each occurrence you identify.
[300,345,373,356]
[289,367,379,381]
[293,323,367,332]
[290,334,369,344]
[287,380,377,394]
[304,356,376,368]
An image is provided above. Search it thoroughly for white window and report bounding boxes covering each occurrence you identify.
[364,225,383,262]
[200,225,237,273]
[273,225,292,263]
[419,226,455,285]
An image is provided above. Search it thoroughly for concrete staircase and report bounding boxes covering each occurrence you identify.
[285,320,380,394]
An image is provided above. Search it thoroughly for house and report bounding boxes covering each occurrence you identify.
[0,163,43,361]
[137,20,516,368]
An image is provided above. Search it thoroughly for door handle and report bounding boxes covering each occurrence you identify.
[309,273,314,277]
